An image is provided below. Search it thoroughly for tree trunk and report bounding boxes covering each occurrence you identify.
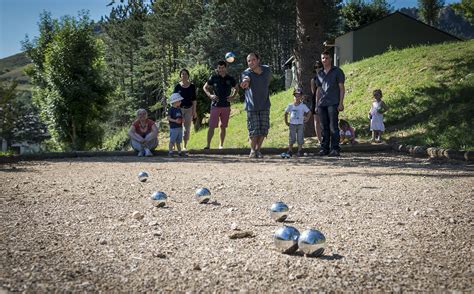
[295,0,326,137]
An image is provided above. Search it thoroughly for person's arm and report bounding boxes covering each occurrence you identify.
[338,82,345,112]
[304,110,311,122]
[128,125,144,142]
[381,101,388,113]
[150,123,158,138]
[228,85,239,101]
[350,127,356,140]
[315,87,321,113]
[192,85,197,119]
[240,71,251,89]
[192,101,197,119]
[203,82,217,101]
[284,112,289,126]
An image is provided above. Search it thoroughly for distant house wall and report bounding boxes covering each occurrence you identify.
[335,32,354,65]
[336,12,460,64]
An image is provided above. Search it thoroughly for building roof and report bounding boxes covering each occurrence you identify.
[336,11,463,41]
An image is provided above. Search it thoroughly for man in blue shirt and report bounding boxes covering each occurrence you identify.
[240,53,272,158]
[315,51,346,156]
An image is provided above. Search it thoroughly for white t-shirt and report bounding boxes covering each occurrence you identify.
[285,103,310,125]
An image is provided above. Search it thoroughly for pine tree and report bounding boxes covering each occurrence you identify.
[418,0,445,26]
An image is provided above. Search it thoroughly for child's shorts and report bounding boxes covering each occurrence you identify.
[289,123,304,145]
[170,127,183,145]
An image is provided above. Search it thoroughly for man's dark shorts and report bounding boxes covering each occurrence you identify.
[247,110,270,137]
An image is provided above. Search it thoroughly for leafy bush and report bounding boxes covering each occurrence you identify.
[102,126,130,151]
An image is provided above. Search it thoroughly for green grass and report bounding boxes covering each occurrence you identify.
[158,40,473,151]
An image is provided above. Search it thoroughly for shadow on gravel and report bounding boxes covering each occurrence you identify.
[290,252,344,260]
[0,167,32,173]
[2,152,472,178]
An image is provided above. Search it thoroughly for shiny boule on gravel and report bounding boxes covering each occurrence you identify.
[273,226,300,254]
[150,191,167,207]
[298,229,326,257]
[138,171,149,182]
[270,201,289,222]
[195,188,211,204]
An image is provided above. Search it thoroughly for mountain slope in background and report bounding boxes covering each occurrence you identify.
[400,6,474,39]
[0,52,31,91]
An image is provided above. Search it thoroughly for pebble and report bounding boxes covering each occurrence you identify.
[132,211,144,220]
[148,220,158,226]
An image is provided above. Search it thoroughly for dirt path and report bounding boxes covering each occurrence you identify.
[1,153,473,292]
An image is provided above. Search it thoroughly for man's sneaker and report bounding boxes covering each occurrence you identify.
[144,148,153,157]
[249,150,257,158]
[218,145,224,149]
[318,150,329,156]
[296,150,302,157]
[168,151,174,157]
[203,146,210,150]
[178,152,188,157]
[138,150,145,157]
[256,150,263,158]
[328,150,340,157]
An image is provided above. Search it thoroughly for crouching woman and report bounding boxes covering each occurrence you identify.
[128,109,158,157]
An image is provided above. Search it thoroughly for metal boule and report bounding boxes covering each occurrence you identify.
[273,226,300,254]
[150,191,167,207]
[270,201,289,222]
[195,188,211,204]
[298,229,326,257]
[138,171,149,182]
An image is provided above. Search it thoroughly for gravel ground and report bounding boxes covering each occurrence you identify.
[1,153,473,292]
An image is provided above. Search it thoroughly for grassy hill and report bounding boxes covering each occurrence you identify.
[179,39,473,151]
[0,52,32,91]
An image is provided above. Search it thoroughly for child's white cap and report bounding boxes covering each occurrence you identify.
[169,93,184,105]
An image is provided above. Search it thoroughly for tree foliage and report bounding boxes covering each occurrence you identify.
[418,0,445,26]
[23,12,113,150]
[452,0,474,25]
[341,0,392,32]
[0,81,18,146]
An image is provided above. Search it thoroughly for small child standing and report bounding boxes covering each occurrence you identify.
[339,119,356,144]
[167,93,187,157]
[368,89,388,143]
[284,88,311,156]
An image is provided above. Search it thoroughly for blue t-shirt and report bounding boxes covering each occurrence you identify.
[314,66,345,107]
[241,65,272,111]
[168,107,183,129]
[207,74,237,108]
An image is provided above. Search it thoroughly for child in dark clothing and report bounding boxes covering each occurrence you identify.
[167,93,186,157]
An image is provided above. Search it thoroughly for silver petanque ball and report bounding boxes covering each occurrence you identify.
[195,188,211,204]
[298,229,326,257]
[270,201,289,222]
[273,226,300,254]
[150,191,167,207]
[138,171,149,182]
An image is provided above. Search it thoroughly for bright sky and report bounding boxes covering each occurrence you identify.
[0,0,461,59]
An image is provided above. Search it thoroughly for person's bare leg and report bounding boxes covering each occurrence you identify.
[219,127,226,148]
[206,127,215,148]
[249,136,258,151]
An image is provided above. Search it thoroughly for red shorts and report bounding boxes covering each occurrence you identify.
[209,106,231,128]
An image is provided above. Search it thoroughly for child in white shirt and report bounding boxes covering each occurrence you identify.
[284,88,311,156]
